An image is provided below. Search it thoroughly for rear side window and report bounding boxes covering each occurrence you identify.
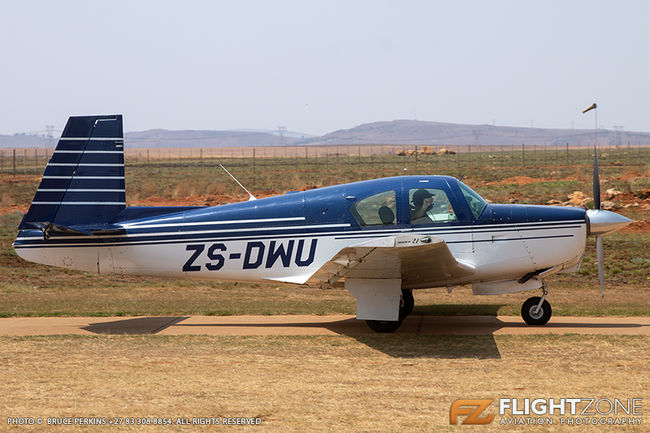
[351,190,397,226]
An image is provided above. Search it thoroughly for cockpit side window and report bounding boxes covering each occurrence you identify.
[409,188,457,225]
[458,181,488,219]
[351,190,397,226]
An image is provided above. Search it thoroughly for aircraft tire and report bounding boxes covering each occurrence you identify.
[521,297,552,325]
[365,319,403,333]
[401,289,414,317]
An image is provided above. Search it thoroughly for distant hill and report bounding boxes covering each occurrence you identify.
[0,133,54,148]
[124,129,303,148]
[296,120,650,147]
[1,120,648,148]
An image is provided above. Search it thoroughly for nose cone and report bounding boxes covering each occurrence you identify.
[587,209,633,236]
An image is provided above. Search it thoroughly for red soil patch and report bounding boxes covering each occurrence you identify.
[0,205,28,216]
[132,195,241,207]
[131,190,281,207]
[619,170,642,182]
[621,220,650,234]
[487,176,543,186]
[0,175,41,184]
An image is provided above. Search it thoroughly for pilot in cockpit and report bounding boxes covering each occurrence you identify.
[410,189,435,224]
[410,188,456,224]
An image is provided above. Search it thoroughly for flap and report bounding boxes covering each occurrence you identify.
[305,234,475,289]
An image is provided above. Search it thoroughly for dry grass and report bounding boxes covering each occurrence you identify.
[0,334,647,432]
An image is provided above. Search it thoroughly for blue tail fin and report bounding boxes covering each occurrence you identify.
[19,115,126,232]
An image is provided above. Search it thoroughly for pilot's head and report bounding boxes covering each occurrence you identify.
[413,189,434,208]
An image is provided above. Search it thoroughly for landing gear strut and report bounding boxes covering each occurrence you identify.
[365,289,414,333]
[521,280,552,325]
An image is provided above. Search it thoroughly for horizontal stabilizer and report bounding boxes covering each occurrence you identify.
[19,221,127,239]
[21,222,92,238]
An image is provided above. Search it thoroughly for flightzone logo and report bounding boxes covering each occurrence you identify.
[450,400,494,425]
[450,398,643,426]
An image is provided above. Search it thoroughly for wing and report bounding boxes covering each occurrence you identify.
[305,234,475,290]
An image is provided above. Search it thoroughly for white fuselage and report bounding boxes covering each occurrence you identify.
[15,217,587,290]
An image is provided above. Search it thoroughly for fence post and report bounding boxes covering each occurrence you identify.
[565,143,569,165]
[13,149,17,177]
[521,143,525,168]
[501,144,504,167]
[414,145,418,169]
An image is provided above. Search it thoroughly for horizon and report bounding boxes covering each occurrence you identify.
[4,118,650,138]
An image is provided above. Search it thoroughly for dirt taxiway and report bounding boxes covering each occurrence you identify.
[0,315,648,336]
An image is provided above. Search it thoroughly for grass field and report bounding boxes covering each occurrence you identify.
[1,334,647,432]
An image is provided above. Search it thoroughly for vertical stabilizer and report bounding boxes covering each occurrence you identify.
[19,115,125,231]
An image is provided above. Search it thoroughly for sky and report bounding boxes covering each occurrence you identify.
[1,0,649,136]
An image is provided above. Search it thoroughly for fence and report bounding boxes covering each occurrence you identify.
[0,143,648,177]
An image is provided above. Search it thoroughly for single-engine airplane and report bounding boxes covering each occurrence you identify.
[13,115,633,332]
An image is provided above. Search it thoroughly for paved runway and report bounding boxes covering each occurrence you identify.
[1,315,648,336]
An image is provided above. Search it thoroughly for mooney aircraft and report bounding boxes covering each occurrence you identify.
[13,115,633,332]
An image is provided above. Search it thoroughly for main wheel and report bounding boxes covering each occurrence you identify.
[401,289,414,317]
[521,296,552,325]
[365,319,403,333]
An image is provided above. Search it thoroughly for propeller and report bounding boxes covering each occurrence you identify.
[583,102,632,300]
[592,143,605,300]
[584,102,605,300]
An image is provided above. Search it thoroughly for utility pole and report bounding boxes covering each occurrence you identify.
[46,125,54,147]
[612,125,623,150]
[471,130,480,169]
[277,126,286,147]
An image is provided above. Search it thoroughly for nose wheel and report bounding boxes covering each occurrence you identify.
[521,281,552,325]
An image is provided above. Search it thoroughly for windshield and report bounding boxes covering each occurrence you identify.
[458,181,487,219]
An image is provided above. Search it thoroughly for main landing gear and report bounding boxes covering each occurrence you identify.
[521,280,552,325]
[365,289,414,333]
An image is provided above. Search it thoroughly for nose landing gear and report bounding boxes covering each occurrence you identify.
[521,280,552,325]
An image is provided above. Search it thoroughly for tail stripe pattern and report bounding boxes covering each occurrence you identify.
[19,115,126,229]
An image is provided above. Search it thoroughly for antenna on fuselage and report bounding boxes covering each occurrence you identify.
[219,164,257,201]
